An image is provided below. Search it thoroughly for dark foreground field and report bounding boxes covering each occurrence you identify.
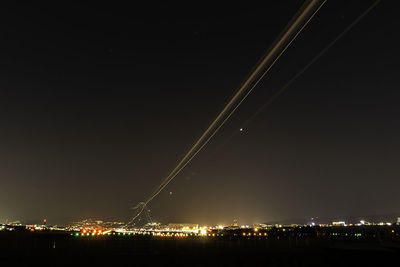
[1,231,399,267]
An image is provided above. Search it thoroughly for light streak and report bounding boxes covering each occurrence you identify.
[213,0,381,154]
[127,0,327,226]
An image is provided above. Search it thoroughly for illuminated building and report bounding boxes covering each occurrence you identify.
[332,221,346,226]
[167,223,198,232]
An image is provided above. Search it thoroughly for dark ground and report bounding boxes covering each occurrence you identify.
[1,230,399,267]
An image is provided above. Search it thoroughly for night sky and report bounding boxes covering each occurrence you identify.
[1,1,399,226]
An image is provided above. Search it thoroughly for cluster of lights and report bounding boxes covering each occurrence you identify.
[26,224,49,232]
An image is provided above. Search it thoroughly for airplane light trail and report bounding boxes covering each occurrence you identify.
[127,0,327,226]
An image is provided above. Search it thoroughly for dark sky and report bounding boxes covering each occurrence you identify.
[1,1,399,226]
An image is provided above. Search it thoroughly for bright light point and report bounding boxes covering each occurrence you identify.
[169,191,172,195]
[239,128,243,132]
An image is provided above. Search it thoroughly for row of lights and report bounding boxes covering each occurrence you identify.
[330,233,363,237]
[71,229,398,238]
[72,231,272,238]
[72,231,198,237]
[242,232,268,237]
[81,229,103,235]
[153,232,193,237]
